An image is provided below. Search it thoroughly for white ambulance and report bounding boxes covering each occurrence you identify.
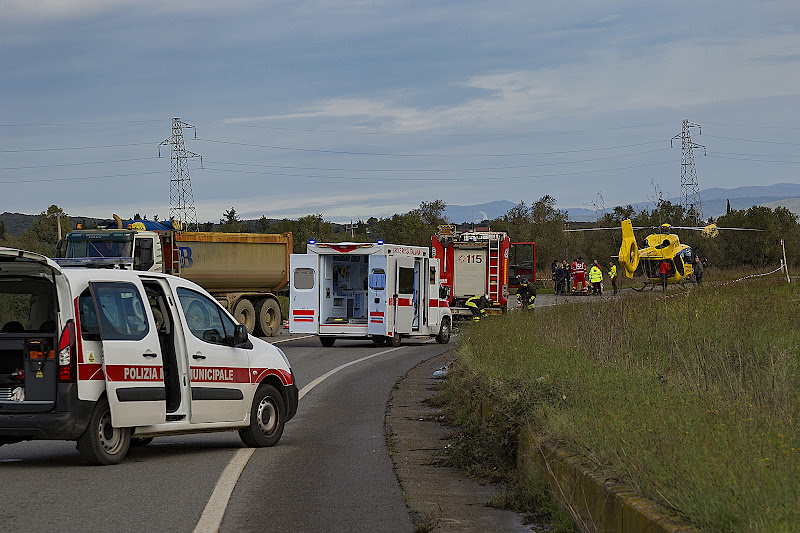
[0,248,297,465]
[289,242,452,347]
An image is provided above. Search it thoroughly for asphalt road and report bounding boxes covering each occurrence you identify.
[0,333,451,533]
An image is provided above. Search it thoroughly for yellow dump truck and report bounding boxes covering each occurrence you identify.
[59,220,291,337]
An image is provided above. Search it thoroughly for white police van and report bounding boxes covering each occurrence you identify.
[0,248,297,465]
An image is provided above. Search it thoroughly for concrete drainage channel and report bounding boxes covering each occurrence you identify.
[412,351,700,533]
[515,431,699,533]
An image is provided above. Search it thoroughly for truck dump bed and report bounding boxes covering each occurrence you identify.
[172,232,291,292]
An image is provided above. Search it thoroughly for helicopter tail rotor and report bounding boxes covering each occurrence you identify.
[618,219,640,278]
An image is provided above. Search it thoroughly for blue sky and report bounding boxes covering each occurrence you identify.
[2,0,800,223]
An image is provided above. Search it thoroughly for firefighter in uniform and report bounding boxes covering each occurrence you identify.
[517,278,536,310]
[465,294,491,321]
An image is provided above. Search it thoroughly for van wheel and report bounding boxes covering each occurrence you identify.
[320,336,336,347]
[255,298,281,337]
[386,334,401,347]
[436,319,451,344]
[239,384,285,447]
[233,299,256,334]
[77,397,131,465]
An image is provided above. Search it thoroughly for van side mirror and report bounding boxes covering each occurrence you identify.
[233,324,249,346]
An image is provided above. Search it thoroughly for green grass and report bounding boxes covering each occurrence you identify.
[439,274,800,532]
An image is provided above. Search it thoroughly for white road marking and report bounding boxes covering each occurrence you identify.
[193,346,403,533]
[271,334,314,344]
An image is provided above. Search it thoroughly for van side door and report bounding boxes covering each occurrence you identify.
[89,280,167,427]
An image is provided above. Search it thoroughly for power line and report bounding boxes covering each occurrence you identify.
[0,171,167,184]
[197,159,674,181]
[0,157,158,171]
[190,119,676,137]
[194,136,669,157]
[0,141,156,153]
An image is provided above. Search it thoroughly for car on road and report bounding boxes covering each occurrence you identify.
[0,248,298,465]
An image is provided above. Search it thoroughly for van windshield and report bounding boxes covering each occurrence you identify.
[65,233,134,259]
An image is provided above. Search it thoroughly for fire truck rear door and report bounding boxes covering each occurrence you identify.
[394,256,415,334]
[368,255,388,335]
[289,254,319,334]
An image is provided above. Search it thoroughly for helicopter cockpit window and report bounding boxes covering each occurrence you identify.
[673,254,685,277]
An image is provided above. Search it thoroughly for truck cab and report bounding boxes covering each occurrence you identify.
[0,248,297,465]
[62,228,163,272]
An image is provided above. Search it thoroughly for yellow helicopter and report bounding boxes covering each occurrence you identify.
[617,219,758,289]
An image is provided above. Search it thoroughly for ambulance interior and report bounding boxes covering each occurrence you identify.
[321,255,371,324]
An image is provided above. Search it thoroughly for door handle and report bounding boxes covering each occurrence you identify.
[192,352,206,360]
[142,352,157,359]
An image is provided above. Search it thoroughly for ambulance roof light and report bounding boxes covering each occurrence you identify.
[377,240,384,245]
[309,239,316,244]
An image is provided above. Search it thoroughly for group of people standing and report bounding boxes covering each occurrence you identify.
[551,258,618,296]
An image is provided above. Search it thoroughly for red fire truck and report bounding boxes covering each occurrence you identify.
[432,226,537,317]
[432,226,510,318]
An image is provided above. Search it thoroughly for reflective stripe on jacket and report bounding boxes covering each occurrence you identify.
[588,266,603,283]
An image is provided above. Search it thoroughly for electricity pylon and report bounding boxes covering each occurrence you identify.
[671,119,706,224]
[159,118,202,231]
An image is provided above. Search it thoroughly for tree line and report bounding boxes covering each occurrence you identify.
[3,198,798,273]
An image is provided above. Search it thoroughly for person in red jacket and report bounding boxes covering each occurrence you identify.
[571,257,587,294]
[659,259,670,292]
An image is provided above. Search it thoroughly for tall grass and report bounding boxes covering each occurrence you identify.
[444,275,800,532]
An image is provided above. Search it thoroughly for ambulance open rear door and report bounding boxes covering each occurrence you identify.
[368,254,388,336]
[394,256,415,334]
[289,254,319,334]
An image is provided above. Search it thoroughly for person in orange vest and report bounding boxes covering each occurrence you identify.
[571,257,587,294]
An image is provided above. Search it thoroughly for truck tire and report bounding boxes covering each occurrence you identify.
[436,319,451,344]
[233,299,256,334]
[320,336,336,347]
[76,397,131,465]
[239,384,285,448]
[385,334,401,347]
[255,298,281,337]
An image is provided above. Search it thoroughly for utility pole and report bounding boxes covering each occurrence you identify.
[159,118,202,231]
[671,119,706,225]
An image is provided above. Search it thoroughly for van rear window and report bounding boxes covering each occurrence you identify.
[0,278,55,333]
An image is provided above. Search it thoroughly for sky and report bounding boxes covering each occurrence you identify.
[2,0,800,224]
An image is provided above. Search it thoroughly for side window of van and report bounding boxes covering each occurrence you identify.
[177,288,235,346]
[78,289,101,341]
[88,282,149,341]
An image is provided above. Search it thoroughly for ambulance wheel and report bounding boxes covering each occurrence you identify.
[233,299,256,335]
[239,384,285,448]
[320,336,336,347]
[255,298,281,337]
[436,319,451,344]
[130,437,154,447]
[77,397,131,465]
[386,334,401,347]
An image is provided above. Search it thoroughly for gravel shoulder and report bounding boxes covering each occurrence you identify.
[386,350,531,532]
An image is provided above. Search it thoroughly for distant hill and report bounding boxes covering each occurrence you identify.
[0,212,115,237]
[444,201,516,223]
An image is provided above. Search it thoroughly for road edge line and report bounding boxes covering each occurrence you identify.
[194,346,403,532]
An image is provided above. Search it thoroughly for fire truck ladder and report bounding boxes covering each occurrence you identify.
[488,237,500,302]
